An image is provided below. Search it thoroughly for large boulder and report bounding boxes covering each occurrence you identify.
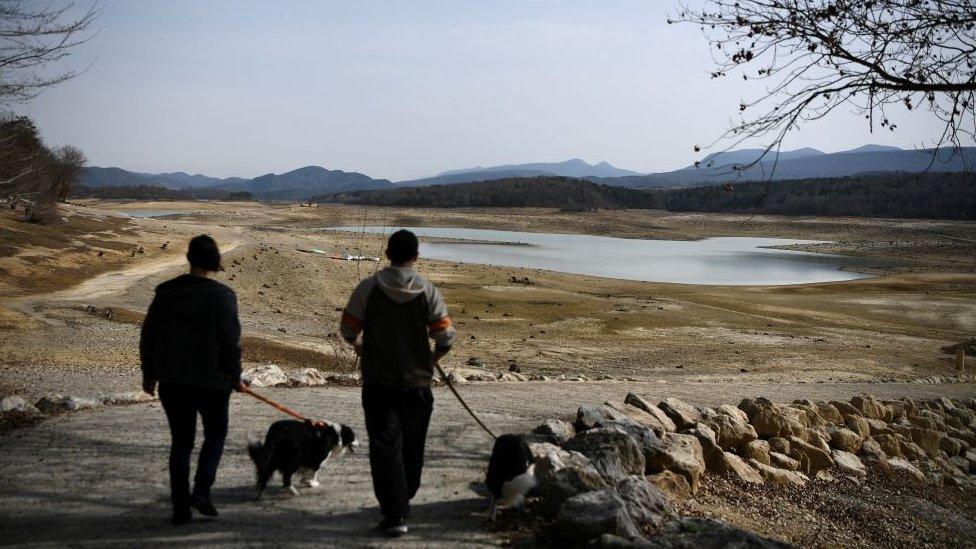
[534,447,609,517]
[615,475,672,528]
[832,450,867,478]
[909,428,942,457]
[100,391,155,405]
[714,452,764,484]
[748,459,808,486]
[564,428,646,483]
[625,393,676,433]
[701,411,758,450]
[844,416,871,439]
[34,394,103,414]
[606,400,673,437]
[600,421,666,474]
[741,439,771,466]
[828,427,862,454]
[646,517,793,549]
[768,437,791,455]
[646,470,692,500]
[554,490,642,543]
[899,440,928,462]
[872,434,902,458]
[865,418,894,436]
[645,433,706,494]
[533,419,576,445]
[576,404,630,431]
[813,402,845,424]
[940,436,966,457]
[1,395,41,416]
[769,452,800,471]
[741,399,805,438]
[241,364,288,387]
[657,398,702,430]
[830,400,863,419]
[886,458,926,483]
[287,368,328,387]
[788,436,834,475]
[716,403,749,423]
[850,394,887,420]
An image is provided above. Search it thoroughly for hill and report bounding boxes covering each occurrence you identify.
[322,176,658,210]
[606,146,976,188]
[399,158,641,187]
[224,166,393,200]
[80,167,244,189]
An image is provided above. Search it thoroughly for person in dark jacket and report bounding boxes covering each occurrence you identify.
[140,234,244,525]
[340,230,455,537]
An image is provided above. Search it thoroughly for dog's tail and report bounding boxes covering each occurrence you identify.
[246,430,265,466]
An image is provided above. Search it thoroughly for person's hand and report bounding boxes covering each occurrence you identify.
[234,380,249,393]
[142,378,157,397]
[353,340,364,356]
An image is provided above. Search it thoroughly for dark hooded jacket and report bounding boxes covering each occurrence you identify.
[140,274,242,391]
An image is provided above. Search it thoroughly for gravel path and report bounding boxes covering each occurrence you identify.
[2,381,975,547]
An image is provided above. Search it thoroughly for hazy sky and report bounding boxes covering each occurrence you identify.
[22,0,952,180]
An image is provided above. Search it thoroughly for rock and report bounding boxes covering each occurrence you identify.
[576,404,630,431]
[606,400,673,436]
[1,395,41,416]
[873,434,904,459]
[716,403,749,423]
[741,439,771,466]
[600,421,666,473]
[466,356,483,366]
[845,416,871,439]
[533,419,576,445]
[615,475,671,528]
[512,372,529,382]
[768,437,791,455]
[832,450,867,478]
[899,440,928,461]
[886,458,926,483]
[646,470,691,500]
[788,436,834,475]
[865,418,894,436]
[287,368,328,387]
[241,364,288,387]
[323,372,361,385]
[554,490,641,543]
[564,428,646,482]
[940,436,965,457]
[625,393,677,432]
[34,394,103,414]
[814,402,845,424]
[701,411,758,450]
[658,398,702,430]
[769,452,800,471]
[535,447,609,517]
[99,391,155,405]
[715,452,764,483]
[748,459,808,486]
[850,393,887,420]
[858,437,886,460]
[830,400,863,418]
[528,442,563,461]
[647,517,792,549]
[828,427,862,454]
[644,433,705,494]
[909,428,942,457]
[746,402,805,438]
[445,371,467,384]
[496,372,520,382]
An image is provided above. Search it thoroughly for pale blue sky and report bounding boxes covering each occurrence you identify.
[22,0,949,180]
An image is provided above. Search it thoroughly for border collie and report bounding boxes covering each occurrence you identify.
[247,420,358,497]
[485,434,537,521]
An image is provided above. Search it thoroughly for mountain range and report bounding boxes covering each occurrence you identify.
[79,145,974,200]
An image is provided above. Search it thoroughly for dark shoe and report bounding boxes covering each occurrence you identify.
[172,507,192,526]
[377,517,408,537]
[190,496,218,517]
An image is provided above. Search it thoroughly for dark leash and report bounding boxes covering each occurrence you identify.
[434,362,498,440]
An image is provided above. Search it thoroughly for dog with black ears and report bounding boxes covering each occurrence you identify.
[485,434,537,521]
[247,419,359,497]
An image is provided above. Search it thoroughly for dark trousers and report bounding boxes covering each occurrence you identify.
[362,385,434,520]
[158,382,230,510]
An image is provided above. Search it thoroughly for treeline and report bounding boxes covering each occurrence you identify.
[660,172,974,220]
[323,172,974,220]
[320,177,659,210]
[70,184,252,201]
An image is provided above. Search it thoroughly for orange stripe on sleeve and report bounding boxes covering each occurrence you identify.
[341,312,363,330]
[427,316,453,333]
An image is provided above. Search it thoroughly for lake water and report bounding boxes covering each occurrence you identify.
[122,210,192,218]
[327,226,872,285]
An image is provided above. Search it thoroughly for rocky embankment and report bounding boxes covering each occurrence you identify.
[516,393,976,546]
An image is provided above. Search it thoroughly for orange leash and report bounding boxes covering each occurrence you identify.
[240,386,309,422]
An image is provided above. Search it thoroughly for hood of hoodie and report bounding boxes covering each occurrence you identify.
[375,266,426,304]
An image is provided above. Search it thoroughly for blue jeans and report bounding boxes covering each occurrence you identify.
[159,383,230,510]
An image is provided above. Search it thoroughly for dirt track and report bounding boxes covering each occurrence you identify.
[2,381,975,547]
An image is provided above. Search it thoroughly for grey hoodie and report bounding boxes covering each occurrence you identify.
[341,267,455,378]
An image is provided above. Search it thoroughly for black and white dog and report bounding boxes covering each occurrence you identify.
[485,434,537,521]
[247,420,358,497]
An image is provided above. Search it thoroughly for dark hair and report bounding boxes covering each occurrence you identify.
[385,229,419,264]
[187,234,222,271]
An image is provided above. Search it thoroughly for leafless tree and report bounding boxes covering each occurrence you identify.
[0,0,99,105]
[670,0,976,171]
[51,144,85,202]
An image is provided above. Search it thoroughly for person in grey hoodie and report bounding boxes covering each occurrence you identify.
[340,229,455,537]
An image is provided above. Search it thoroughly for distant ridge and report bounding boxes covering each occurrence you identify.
[399,158,641,187]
